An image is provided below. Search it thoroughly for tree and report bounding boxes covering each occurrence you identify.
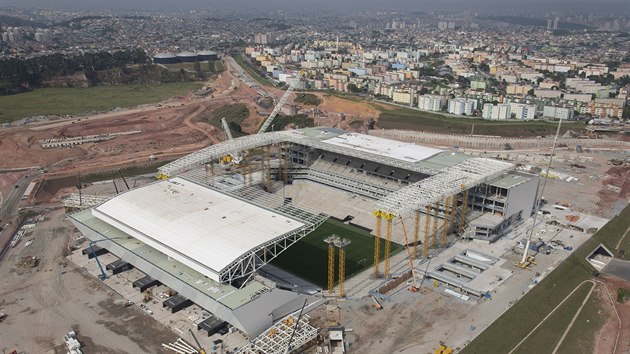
[479,63,490,72]
[347,83,361,93]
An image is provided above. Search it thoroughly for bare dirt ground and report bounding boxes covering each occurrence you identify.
[0,209,177,353]
[304,92,393,131]
[0,62,259,177]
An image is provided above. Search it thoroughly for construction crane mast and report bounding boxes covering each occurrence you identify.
[258,74,300,134]
[220,117,242,164]
[221,117,234,141]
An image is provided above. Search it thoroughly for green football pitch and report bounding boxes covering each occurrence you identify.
[270,219,404,287]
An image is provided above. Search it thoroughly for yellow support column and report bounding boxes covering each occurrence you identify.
[459,185,469,236]
[383,213,395,278]
[412,210,421,259]
[328,244,335,294]
[373,211,382,278]
[441,196,451,247]
[338,247,346,297]
[324,235,338,294]
[422,205,431,257]
[431,201,440,248]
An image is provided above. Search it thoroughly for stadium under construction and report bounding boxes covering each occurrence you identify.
[69,127,538,351]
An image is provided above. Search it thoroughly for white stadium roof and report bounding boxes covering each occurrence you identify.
[93,177,306,283]
[322,133,443,163]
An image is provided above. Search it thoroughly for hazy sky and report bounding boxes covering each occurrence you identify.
[0,0,628,14]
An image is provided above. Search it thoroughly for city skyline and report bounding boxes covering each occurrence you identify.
[0,0,628,14]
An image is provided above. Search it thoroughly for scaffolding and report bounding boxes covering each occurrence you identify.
[374,157,512,218]
[336,238,351,297]
[62,193,110,209]
[324,235,339,294]
[441,196,451,247]
[235,313,318,354]
[412,210,421,259]
[422,205,431,258]
[157,130,443,179]
[459,185,469,236]
[382,212,395,278]
[373,212,382,278]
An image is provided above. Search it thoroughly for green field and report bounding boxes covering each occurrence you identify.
[378,107,586,137]
[0,82,203,123]
[270,219,404,287]
[203,103,250,137]
[233,54,275,87]
[462,204,630,354]
[513,282,594,354]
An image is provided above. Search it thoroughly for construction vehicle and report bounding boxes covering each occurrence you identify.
[434,342,453,354]
[143,289,153,303]
[188,328,206,354]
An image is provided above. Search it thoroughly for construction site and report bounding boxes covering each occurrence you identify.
[0,56,629,354]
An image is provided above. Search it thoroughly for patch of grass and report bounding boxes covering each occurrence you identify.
[271,219,404,287]
[203,103,250,137]
[233,54,274,87]
[0,82,203,123]
[617,287,630,303]
[378,107,586,137]
[322,91,363,102]
[514,282,593,353]
[264,114,314,132]
[294,93,321,106]
[212,60,225,73]
[462,204,630,354]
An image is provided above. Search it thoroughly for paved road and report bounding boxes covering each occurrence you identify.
[604,259,630,282]
[0,172,38,262]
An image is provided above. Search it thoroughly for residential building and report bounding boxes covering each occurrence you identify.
[543,106,574,120]
[418,95,445,112]
[509,103,537,120]
[448,98,477,116]
[482,103,511,120]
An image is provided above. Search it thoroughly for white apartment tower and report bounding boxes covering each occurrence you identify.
[482,103,511,120]
[448,98,477,116]
[418,95,445,112]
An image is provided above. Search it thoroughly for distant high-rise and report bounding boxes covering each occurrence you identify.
[3,27,23,43]
[254,33,273,45]
[547,19,553,31]
[553,17,559,30]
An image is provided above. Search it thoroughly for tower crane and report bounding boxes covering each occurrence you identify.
[257,73,301,134]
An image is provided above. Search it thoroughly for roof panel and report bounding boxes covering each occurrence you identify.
[322,133,444,163]
[93,177,305,281]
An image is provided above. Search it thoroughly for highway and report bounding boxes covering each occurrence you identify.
[0,172,39,262]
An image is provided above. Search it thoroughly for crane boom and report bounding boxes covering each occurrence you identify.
[221,117,234,141]
[258,75,299,134]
